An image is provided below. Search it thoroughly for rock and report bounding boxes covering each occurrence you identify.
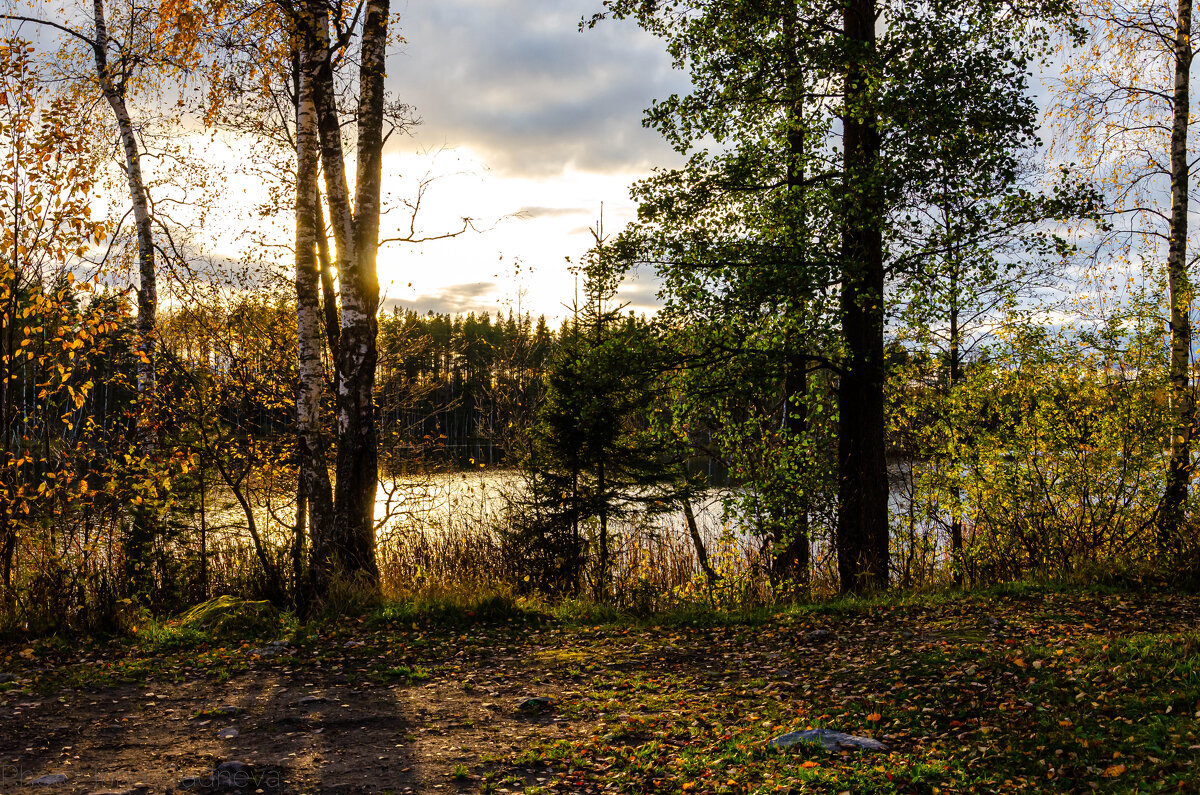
[213,760,254,790]
[0,672,15,683]
[517,696,558,712]
[268,639,289,647]
[248,646,284,658]
[30,774,68,785]
[983,615,1005,628]
[768,729,887,753]
[218,727,240,740]
[805,628,833,642]
[297,695,327,706]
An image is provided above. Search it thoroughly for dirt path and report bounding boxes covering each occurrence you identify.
[3,588,1200,794]
[0,624,591,794]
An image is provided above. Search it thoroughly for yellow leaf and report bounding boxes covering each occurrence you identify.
[1103,764,1126,778]
[867,712,882,722]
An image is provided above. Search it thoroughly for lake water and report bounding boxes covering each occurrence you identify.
[193,463,941,589]
[197,468,739,551]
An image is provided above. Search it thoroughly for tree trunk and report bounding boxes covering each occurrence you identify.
[1161,0,1194,554]
[775,356,810,595]
[0,261,14,600]
[315,198,340,365]
[683,497,720,590]
[92,0,156,454]
[302,0,387,588]
[0,514,12,594]
[597,458,608,599]
[294,27,336,601]
[777,8,810,598]
[330,0,389,583]
[947,236,964,586]
[837,0,889,593]
[92,0,160,597]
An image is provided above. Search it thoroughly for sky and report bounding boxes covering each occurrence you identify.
[0,0,686,321]
[8,1,1119,326]
[366,1,692,321]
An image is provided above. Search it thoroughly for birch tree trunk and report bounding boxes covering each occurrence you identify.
[331,0,388,583]
[91,0,156,454]
[294,29,335,600]
[298,0,387,590]
[1161,0,1195,553]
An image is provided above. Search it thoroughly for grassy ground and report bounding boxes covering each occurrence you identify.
[0,584,1198,793]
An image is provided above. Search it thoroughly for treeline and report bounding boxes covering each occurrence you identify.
[376,309,553,468]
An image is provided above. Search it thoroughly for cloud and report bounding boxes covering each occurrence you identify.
[512,205,591,220]
[381,281,502,316]
[392,0,690,177]
[614,271,663,314]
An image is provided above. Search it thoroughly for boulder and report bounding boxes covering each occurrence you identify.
[213,760,254,790]
[517,696,558,712]
[768,728,887,753]
[30,774,67,785]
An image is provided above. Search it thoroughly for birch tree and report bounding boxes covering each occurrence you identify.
[277,0,391,593]
[0,0,179,454]
[1054,0,1197,553]
[292,8,335,600]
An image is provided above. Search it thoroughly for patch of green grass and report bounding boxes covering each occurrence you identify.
[551,598,624,624]
[178,595,283,639]
[512,748,544,767]
[372,664,431,684]
[130,619,208,653]
[370,591,538,628]
[491,589,1200,794]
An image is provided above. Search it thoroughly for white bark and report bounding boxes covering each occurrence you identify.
[92,0,156,453]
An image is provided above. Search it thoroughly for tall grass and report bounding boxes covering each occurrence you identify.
[374,475,775,612]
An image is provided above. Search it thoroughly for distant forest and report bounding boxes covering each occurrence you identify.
[375,309,554,469]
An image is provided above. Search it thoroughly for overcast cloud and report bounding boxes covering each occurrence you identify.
[360,2,694,319]
[381,281,501,316]
[392,0,690,178]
